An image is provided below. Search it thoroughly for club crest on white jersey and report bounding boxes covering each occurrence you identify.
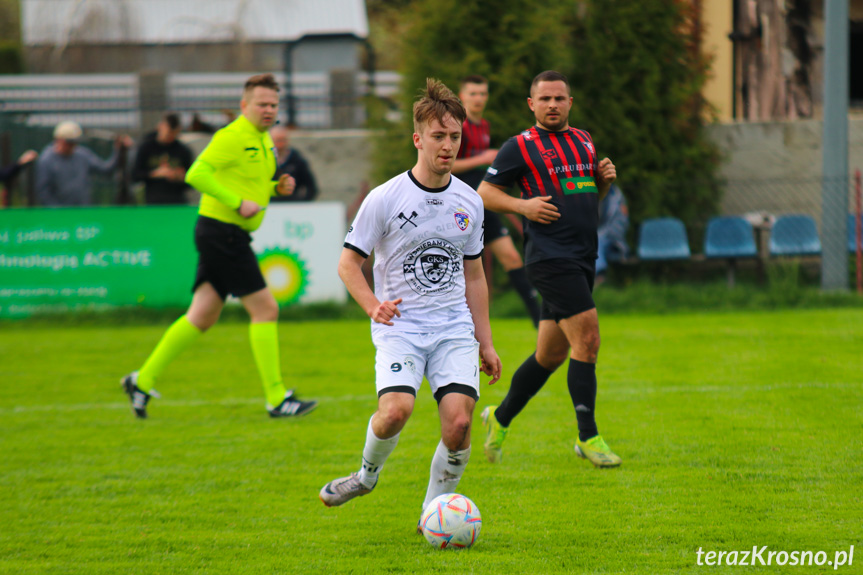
[344,171,485,332]
[403,238,461,296]
[454,208,470,231]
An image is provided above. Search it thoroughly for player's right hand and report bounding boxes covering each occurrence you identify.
[522,195,560,224]
[370,298,402,326]
[479,345,502,385]
[237,199,262,218]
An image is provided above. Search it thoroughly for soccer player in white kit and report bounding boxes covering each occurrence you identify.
[319,79,502,520]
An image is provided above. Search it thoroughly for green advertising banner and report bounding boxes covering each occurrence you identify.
[0,206,199,317]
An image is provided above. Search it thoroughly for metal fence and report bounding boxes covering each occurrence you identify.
[608,173,862,290]
[0,70,399,207]
[0,70,400,131]
[1,71,861,289]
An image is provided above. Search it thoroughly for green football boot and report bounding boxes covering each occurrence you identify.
[575,435,622,468]
[481,406,509,464]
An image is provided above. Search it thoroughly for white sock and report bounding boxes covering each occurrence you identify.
[422,440,471,511]
[357,415,399,489]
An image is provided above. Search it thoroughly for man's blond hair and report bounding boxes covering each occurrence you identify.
[413,78,466,134]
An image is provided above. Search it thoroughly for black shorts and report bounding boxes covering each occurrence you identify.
[526,258,596,322]
[192,216,267,301]
[483,210,510,245]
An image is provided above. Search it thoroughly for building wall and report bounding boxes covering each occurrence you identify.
[706,118,863,223]
[291,37,361,73]
[281,129,372,205]
[701,0,734,122]
[24,41,359,74]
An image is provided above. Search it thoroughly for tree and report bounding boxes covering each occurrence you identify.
[0,0,24,74]
[370,0,720,233]
[569,0,720,229]
[371,0,573,183]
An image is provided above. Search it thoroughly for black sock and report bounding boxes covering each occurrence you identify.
[568,359,599,441]
[495,353,554,428]
[507,267,541,328]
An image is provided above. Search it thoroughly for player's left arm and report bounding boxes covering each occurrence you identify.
[596,157,616,200]
[463,257,501,384]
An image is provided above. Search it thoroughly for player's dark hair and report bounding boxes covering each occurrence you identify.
[163,112,181,130]
[244,73,280,95]
[460,74,488,88]
[413,78,466,133]
[530,70,571,96]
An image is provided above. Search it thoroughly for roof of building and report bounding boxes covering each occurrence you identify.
[21,0,369,45]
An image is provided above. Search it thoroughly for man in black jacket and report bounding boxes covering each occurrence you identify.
[132,113,194,205]
[270,125,318,202]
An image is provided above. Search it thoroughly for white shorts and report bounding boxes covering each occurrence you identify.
[371,327,480,400]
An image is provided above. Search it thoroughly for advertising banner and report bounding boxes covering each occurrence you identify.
[252,203,347,306]
[0,203,346,318]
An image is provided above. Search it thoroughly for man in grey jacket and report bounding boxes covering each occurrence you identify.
[35,121,132,206]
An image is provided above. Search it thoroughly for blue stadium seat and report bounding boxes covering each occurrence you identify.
[637,217,690,261]
[704,216,757,259]
[704,216,758,287]
[769,214,821,257]
[850,214,861,253]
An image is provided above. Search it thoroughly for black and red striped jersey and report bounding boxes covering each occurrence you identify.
[456,118,491,189]
[483,125,599,264]
[458,118,491,159]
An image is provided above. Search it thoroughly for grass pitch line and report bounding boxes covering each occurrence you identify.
[1,381,857,415]
[0,394,371,414]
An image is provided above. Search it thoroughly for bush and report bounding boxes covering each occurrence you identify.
[371,0,721,235]
[0,41,23,74]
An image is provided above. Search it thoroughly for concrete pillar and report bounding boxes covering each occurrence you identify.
[821,0,849,290]
[138,70,168,133]
[330,69,357,129]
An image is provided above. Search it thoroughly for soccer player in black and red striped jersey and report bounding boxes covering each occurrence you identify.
[453,76,541,327]
[477,70,621,468]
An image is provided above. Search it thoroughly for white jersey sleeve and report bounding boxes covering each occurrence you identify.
[344,186,388,257]
[464,205,485,260]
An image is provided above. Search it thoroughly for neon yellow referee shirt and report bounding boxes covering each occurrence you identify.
[186,114,278,232]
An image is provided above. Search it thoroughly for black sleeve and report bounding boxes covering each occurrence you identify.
[181,143,194,170]
[131,143,150,183]
[483,136,526,189]
[295,154,318,201]
[0,162,23,183]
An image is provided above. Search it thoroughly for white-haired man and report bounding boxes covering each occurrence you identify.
[35,121,133,206]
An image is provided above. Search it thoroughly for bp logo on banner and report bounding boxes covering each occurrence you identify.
[257,248,309,305]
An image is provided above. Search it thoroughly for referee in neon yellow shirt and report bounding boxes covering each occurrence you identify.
[121,73,318,419]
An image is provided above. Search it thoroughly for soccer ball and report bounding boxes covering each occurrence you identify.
[419,493,482,549]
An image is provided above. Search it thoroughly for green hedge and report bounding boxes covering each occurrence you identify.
[371,0,720,234]
[0,41,23,74]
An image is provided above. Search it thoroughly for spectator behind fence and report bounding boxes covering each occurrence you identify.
[0,150,38,183]
[35,121,133,206]
[270,125,318,202]
[596,183,629,283]
[132,113,194,205]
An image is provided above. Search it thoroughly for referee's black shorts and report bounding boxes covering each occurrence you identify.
[192,216,267,301]
[483,209,510,245]
[526,258,596,322]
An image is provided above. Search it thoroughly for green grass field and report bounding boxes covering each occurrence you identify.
[1,309,861,574]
